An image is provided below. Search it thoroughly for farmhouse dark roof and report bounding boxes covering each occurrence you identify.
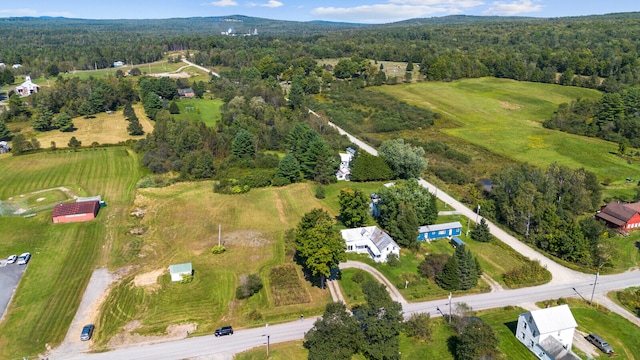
[596,202,638,225]
[52,200,99,217]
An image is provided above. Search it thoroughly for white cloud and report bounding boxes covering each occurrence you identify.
[209,0,238,7]
[483,0,542,15]
[312,1,484,23]
[0,8,73,17]
[261,0,284,8]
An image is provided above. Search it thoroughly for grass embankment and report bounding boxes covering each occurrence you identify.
[375,78,640,185]
[0,147,142,357]
[26,103,153,148]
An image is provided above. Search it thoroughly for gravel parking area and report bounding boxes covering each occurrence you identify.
[0,258,27,321]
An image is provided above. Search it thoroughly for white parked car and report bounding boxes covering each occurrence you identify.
[17,252,31,265]
[6,254,17,264]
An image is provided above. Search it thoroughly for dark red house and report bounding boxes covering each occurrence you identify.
[52,200,100,224]
[596,201,640,231]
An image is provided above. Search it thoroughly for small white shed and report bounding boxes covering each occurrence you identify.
[169,262,193,282]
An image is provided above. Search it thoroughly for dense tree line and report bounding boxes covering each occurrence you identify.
[304,280,404,360]
[544,87,640,147]
[3,13,640,90]
[482,163,605,267]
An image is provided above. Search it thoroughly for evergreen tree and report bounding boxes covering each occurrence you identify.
[470,218,491,242]
[357,280,404,360]
[231,129,255,159]
[123,102,135,119]
[0,121,10,140]
[288,80,304,109]
[436,254,461,290]
[274,153,302,184]
[32,108,54,131]
[350,151,393,181]
[456,245,479,290]
[168,101,180,114]
[127,117,144,136]
[142,92,164,120]
[52,112,74,132]
[393,202,419,249]
[406,61,414,72]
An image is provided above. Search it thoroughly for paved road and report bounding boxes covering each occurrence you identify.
[0,259,27,322]
[181,58,219,78]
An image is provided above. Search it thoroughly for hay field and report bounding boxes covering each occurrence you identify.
[0,147,142,357]
[28,103,153,148]
[375,78,640,182]
[96,182,335,346]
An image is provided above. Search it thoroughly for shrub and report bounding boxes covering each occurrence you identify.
[352,270,365,284]
[236,274,263,299]
[386,253,400,266]
[315,185,326,199]
[503,260,551,288]
[180,273,194,284]
[434,166,470,185]
[419,253,450,280]
[211,245,226,254]
[247,309,263,321]
[404,313,432,342]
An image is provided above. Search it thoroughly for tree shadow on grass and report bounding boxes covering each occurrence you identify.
[504,320,518,335]
[447,335,459,358]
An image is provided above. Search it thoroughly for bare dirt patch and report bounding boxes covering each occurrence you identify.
[36,197,46,202]
[224,230,270,247]
[133,268,165,287]
[499,101,522,110]
[273,193,287,224]
[107,321,197,349]
[147,72,191,79]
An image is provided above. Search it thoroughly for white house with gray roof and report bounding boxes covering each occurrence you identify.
[341,226,400,263]
[515,304,580,360]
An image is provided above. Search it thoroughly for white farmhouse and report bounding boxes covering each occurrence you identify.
[336,147,355,181]
[341,226,400,263]
[515,304,580,360]
[15,75,40,97]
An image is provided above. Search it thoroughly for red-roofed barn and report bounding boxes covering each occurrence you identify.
[52,200,100,223]
[596,201,640,231]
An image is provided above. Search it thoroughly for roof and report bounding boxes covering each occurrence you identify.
[419,221,463,233]
[341,226,399,255]
[339,153,352,162]
[539,336,581,360]
[169,262,193,274]
[451,237,465,246]
[597,202,638,224]
[51,200,99,217]
[526,304,577,334]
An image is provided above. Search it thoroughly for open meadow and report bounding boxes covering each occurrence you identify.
[374,78,640,184]
[0,147,142,357]
[172,97,223,127]
[24,103,153,148]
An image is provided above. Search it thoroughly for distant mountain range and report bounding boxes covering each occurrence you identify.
[0,12,638,36]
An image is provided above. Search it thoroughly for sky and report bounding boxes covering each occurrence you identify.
[0,1,638,24]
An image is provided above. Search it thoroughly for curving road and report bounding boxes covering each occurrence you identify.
[181,58,219,78]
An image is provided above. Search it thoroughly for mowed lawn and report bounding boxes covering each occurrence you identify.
[96,182,335,347]
[0,148,142,357]
[172,97,223,127]
[30,103,153,148]
[375,78,640,182]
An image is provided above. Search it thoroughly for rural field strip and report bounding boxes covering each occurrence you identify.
[54,120,640,359]
[180,58,219,78]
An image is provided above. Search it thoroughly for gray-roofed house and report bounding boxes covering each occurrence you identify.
[417,221,463,241]
[341,226,400,263]
[515,304,580,360]
[169,262,193,282]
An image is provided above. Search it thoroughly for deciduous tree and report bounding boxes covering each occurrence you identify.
[378,138,428,179]
[304,302,361,360]
[339,188,370,228]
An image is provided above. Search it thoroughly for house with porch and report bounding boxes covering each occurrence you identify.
[515,304,580,360]
[341,226,400,263]
[417,221,463,241]
[596,201,640,232]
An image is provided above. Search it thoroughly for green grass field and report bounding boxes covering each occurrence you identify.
[95,181,336,348]
[0,147,142,357]
[374,78,640,183]
[172,97,224,127]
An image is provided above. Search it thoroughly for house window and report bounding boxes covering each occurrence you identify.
[523,323,527,329]
[530,340,534,347]
[521,332,525,339]
[348,245,353,251]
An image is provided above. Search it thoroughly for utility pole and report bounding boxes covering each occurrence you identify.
[448,292,452,324]
[476,204,481,224]
[590,272,599,304]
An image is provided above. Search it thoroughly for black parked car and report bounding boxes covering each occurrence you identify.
[215,326,233,337]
